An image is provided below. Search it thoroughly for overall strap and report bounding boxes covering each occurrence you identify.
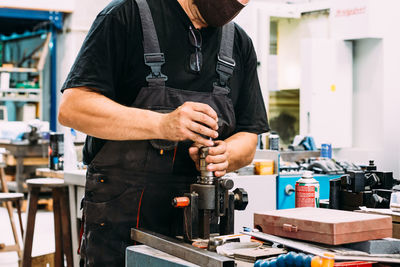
[215,22,236,89]
[135,0,167,85]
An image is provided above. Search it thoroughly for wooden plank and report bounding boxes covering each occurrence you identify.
[0,244,19,252]
[393,223,400,239]
[6,156,48,166]
[37,198,53,211]
[35,168,64,179]
[31,253,54,267]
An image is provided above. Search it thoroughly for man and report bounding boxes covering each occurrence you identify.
[59,0,269,265]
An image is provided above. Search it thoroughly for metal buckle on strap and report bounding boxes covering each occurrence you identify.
[144,53,168,81]
[217,54,236,68]
[216,54,235,87]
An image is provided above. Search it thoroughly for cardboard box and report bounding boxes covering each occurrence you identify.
[254,208,392,245]
[254,160,274,175]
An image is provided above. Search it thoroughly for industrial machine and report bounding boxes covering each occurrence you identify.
[172,146,248,241]
[130,146,249,267]
[329,160,399,210]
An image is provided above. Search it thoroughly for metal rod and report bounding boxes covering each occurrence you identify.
[131,228,234,267]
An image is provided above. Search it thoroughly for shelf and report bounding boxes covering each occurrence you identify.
[0,88,42,93]
[0,67,39,73]
[0,88,41,102]
[0,97,40,102]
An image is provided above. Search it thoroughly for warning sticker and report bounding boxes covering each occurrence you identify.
[295,184,316,207]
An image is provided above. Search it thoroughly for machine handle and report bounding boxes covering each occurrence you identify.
[172,197,190,208]
[282,223,298,232]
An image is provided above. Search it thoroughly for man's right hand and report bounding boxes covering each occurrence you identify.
[159,102,218,147]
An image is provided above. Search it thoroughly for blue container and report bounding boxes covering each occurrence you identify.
[320,143,332,158]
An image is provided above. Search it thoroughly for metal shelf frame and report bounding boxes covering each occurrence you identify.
[0,8,63,130]
[0,67,38,73]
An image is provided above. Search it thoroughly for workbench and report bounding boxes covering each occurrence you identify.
[35,167,86,267]
[126,245,254,267]
[0,141,48,192]
[63,169,86,267]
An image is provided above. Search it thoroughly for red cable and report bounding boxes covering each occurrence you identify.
[172,147,177,164]
[136,189,145,229]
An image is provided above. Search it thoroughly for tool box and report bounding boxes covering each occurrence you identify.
[254,208,392,245]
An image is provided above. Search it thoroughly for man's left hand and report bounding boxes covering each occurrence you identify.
[189,140,229,177]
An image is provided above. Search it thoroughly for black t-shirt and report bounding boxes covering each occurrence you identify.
[61,0,269,165]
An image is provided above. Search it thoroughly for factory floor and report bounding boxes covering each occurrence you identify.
[0,206,54,267]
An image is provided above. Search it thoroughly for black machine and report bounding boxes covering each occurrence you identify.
[173,147,248,241]
[329,160,399,210]
[22,125,41,145]
[307,158,345,175]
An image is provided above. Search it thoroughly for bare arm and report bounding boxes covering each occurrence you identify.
[224,132,258,172]
[189,132,258,177]
[58,87,218,147]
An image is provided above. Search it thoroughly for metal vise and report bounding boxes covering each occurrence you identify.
[173,147,248,241]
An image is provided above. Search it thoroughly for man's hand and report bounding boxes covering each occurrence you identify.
[159,102,219,147]
[189,141,229,177]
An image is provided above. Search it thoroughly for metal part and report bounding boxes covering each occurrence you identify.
[175,145,248,241]
[219,179,233,190]
[207,237,224,252]
[219,192,234,235]
[199,210,211,239]
[131,228,234,267]
[285,184,295,195]
[183,192,198,241]
[190,184,215,210]
[199,147,214,184]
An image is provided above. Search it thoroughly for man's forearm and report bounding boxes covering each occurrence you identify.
[225,132,258,172]
[58,87,163,140]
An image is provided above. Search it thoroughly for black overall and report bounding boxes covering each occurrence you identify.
[81,0,237,265]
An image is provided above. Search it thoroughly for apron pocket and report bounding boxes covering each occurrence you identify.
[83,186,141,235]
[82,188,140,266]
[149,139,178,150]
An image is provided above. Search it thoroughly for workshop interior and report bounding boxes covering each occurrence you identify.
[1,0,400,267]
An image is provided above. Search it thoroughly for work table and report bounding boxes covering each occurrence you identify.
[63,169,86,267]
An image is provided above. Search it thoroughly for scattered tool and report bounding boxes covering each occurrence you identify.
[241,230,400,264]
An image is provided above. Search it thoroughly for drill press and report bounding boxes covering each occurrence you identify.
[173,146,248,241]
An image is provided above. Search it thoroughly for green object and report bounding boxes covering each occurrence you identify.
[16,81,39,89]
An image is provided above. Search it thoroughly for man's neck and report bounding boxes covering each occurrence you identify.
[177,0,207,29]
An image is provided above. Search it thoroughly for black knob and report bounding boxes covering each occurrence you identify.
[366,160,377,171]
[233,188,248,210]
[219,179,234,190]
